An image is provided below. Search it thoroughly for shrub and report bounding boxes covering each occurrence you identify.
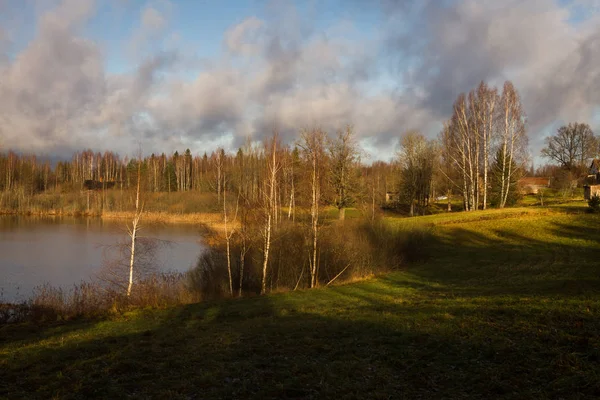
[588,194,600,213]
[185,218,434,297]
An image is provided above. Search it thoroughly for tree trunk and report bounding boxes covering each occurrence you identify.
[310,154,319,288]
[224,187,233,297]
[127,217,138,297]
[127,162,142,297]
[261,213,271,295]
[239,244,245,297]
[371,185,375,222]
[500,104,509,208]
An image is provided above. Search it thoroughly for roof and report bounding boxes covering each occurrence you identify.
[590,159,600,175]
[518,177,550,186]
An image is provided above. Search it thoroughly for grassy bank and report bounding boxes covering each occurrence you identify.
[1,207,599,399]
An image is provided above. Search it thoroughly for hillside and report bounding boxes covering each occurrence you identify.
[2,206,600,399]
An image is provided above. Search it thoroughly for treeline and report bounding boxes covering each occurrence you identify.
[0,136,397,216]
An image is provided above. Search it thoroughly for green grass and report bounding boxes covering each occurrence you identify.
[2,206,600,399]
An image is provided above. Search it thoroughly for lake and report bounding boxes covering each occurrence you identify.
[0,216,205,303]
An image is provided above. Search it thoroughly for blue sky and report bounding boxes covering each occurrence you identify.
[82,1,382,73]
[1,0,599,163]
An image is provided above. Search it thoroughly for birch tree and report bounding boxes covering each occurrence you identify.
[442,81,519,212]
[472,82,498,210]
[299,128,327,288]
[497,81,527,208]
[444,94,478,211]
[127,158,143,297]
[222,180,239,297]
[260,134,281,295]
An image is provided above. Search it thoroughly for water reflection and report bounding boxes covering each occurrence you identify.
[0,216,205,302]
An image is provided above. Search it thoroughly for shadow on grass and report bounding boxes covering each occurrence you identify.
[0,317,99,347]
[2,288,600,399]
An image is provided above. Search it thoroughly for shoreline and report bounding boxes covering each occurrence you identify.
[0,209,229,229]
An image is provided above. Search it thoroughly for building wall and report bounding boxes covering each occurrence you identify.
[584,185,600,200]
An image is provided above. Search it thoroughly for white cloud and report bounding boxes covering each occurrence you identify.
[1,0,600,160]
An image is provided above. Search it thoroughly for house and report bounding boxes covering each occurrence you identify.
[584,159,600,200]
[517,177,551,195]
[385,191,399,203]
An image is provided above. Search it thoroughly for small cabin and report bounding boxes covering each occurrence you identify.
[518,177,550,195]
[584,159,600,200]
[584,185,600,200]
[385,192,399,203]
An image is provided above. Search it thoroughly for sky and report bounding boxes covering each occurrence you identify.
[1,0,600,163]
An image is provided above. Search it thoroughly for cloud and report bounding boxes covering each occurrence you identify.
[0,0,103,153]
[0,0,177,156]
[384,0,600,155]
[1,0,600,162]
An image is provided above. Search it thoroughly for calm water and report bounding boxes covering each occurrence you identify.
[0,216,205,302]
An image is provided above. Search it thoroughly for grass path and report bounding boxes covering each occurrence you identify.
[1,208,600,399]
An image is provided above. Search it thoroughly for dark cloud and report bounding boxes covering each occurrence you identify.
[384,0,600,155]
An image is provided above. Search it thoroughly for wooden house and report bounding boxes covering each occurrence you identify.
[584,159,600,200]
[385,191,399,203]
[517,177,551,195]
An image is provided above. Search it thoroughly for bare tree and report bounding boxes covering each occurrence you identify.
[444,94,478,211]
[299,128,327,288]
[214,148,225,203]
[127,158,144,297]
[473,82,498,209]
[98,236,168,297]
[98,155,150,297]
[541,122,596,171]
[285,147,300,222]
[237,191,252,297]
[398,131,437,216]
[235,140,256,296]
[497,81,527,208]
[222,181,239,297]
[260,133,281,295]
[328,125,360,220]
[442,80,525,211]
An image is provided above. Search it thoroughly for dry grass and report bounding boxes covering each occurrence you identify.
[101,210,232,230]
[0,273,202,324]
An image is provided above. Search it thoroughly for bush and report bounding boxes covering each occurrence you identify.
[186,218,434,297]
[588,194,600,213]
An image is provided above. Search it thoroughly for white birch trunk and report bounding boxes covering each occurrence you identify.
[127,162,142,297]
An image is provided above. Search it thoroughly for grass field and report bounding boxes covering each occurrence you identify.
[2,205,600,399]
